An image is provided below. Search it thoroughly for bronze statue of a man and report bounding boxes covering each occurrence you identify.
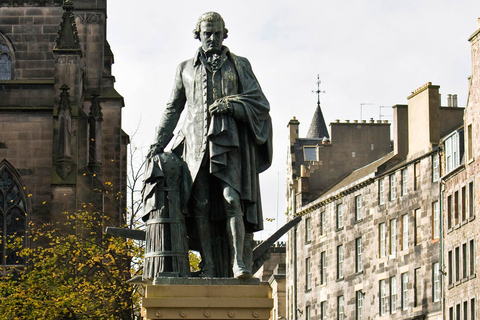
[149,12,272,279]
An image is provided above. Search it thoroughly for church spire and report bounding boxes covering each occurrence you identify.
[306,75,329,139]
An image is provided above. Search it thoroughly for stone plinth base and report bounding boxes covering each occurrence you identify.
[142,278,273,320]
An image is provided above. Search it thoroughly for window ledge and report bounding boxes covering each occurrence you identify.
[468,215,475,222]
[469,273,476,280]
[354,218,363,225]
[335,227,344,232]
[336,277,344,283]
[355,270,363,276]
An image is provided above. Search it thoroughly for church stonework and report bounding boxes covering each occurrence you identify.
[0,0,128,269]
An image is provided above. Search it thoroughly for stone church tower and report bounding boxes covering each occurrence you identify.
[0,0,128,267]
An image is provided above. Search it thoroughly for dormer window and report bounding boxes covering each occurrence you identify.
[303,146,317,161]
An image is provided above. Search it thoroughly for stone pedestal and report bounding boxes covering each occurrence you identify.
[142,278,273,320]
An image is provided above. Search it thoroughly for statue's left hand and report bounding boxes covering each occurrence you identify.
[147,143,164,159]
[209,101,233,116]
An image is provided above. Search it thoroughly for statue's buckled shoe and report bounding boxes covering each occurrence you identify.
[233,266,252,279]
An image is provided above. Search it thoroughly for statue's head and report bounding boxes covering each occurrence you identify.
[193,12,228,53]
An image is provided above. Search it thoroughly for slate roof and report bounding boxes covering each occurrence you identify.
[323,152,396,195]
[306,104,329,139]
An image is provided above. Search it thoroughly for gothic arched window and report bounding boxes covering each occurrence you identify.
[0,160,28,266]
[0,34,13,80]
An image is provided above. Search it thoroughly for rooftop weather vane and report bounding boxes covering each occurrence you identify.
[312,74,325,107]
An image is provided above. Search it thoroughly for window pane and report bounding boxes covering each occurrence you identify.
[469,182,474,219]
[390,219,396,255]
[355,195,362,220]
[433,262,440,302]
[390,174,397,200]
[379,223,386,257]
[304,147,317,161]
[379,179,385,205]
[356,238,363,272]
[390,276,397,313]
[380,280,386,315]
[433,202,440,239]
[338,296,344,320]
[432,154,439,182]
[337,203,343,229]
[305,218,311,243]
[337,245,344,279]
[0,54,12,80]
[356,291,363,320]
[402,169,408,196]
[402,214,409,250]
[402,272,409,310]
[0,166,27,266]
[306,257,311,290]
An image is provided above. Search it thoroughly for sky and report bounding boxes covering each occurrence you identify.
[106,0,480,240]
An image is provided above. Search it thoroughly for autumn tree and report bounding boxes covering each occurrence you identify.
[0,210,142,320]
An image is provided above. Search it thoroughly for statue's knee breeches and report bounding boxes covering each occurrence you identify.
[223,185,243,217]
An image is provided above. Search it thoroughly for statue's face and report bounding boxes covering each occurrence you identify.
[199,20,224,53]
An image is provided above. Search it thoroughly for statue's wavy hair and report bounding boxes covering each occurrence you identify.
[193,12,228,40]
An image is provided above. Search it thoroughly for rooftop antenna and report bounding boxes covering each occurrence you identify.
[379,106,392,120]
[312,74,325,107]
[360,103,374,120]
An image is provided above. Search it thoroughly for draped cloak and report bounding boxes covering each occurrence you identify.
[154,46,272,232]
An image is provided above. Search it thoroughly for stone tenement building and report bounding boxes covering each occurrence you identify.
[442,19,480,320]
[285,21,480,319]
[0,0,128,270]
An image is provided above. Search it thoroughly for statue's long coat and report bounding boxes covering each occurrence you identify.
[155,47,272,232]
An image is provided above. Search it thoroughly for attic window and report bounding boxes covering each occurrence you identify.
[304,146,317,161]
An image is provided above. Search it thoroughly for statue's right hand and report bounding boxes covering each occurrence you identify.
[147,143,164,159]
